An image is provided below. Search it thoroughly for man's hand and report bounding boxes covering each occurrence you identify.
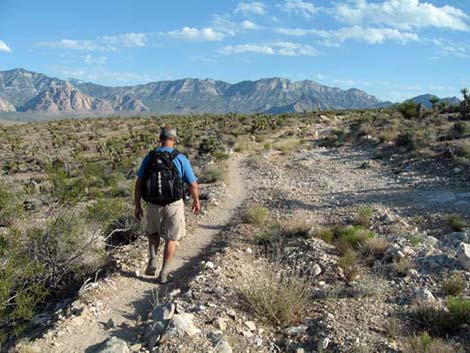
[192,200,201,214]
[135,205,144,222]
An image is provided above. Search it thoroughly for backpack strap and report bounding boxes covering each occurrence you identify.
[169,149,180,160]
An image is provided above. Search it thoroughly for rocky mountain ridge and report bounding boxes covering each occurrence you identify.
[0,69,385,116]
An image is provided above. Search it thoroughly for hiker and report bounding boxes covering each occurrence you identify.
[134,125,200,284]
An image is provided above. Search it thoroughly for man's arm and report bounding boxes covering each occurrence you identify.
[134,177,144,221]
[188,181,201,214]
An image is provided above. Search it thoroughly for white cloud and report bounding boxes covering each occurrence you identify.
[0,40,12,52]
[334,0,470,32]
[277,0,317,18]
[429,38,470,59]
[220,44,275,55]
[211,16,262,36]
[220,41,318,56]
[165,27,225,41]
[83,54,107,64]
[234,1,267,15]
[58,68,162,83]
[276,26,418,44]
[36,33,151,51]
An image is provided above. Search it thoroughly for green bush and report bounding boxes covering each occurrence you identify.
[200,167,224,183]
[397,101,421,120]
[354,206,373,228]
[333,225,375,254]
[0,183,21,226]
[442,275,465,296]
[445,214,466,232]
[403,332,463,353]
[244,205,269,225]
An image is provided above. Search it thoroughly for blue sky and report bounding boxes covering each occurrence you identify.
[0,0,469,101]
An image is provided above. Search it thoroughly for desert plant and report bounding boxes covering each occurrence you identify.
[403,332,462,353]
[397,101,421,120]
[445,214,466,232]
[441,274,465,296]
[393,257,413,275]
[0,183,20,226]
[244,205,269,225]
[359,237,390,261]
[312,227,334,242]
[281,216,312,238]
[238,267,311,326]
[273,137,301,154]
[447,296,470,325]
[429,96,439,111]
[333,225,375,255]
[355,206,373,228]
[200,167,224,183]
[338,250,359,282]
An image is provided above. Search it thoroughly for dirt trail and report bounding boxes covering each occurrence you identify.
[34,156,247,353]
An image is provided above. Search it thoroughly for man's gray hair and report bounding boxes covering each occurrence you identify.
[160,125,177,140]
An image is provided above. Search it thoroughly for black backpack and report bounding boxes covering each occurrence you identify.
[141,149,184,206]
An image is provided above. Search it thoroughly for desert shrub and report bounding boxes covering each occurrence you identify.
[359,237,390,261]
[445,214,466,232]
[244,205,269,225]
[412,297,470,336]
[355,206,373,228]
[442,275,465,296]
[263,141,273,150]
[338,250,359,282]
[393,257,413,275]
[448,121,470,139]
[397,101,421,120]
[403,332,463,353]
[0,211,104,341]
[312,227,334,242]
[239,267,310,326]
[280,216,312,238]
[447,296,470,325]
[234,136,252,153]
[273,137,301,153]
[395,128,432,151]
[200,167,224,183]
[333,225,375,255]
[0,183,21,226]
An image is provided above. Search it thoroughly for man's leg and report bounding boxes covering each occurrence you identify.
[159,240,176,284]
[145,233,160,276]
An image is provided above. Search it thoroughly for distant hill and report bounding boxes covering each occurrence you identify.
[407,94,461,109]
[0,69,387,119]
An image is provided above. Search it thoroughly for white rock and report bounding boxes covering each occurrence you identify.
[216,340,233,353]
[151,302,175,322]
[457,242,470,270]
[205,261,215,269]
[413,287,436,304]
[95,337,129,353]
[246,247,253,254]
[167,313,201,337]
[312,263,322,276]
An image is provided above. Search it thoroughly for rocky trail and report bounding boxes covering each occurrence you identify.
[22,143,470,353]
[30,157,247,353]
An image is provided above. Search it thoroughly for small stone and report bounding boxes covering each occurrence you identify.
[284,325,308,336]
[246,247,253,254]
[214,317,227,331]
[244,320,256,331]
[312,263,322,276]
[205,261,215,269]
[166,313,201,337]
[129,343,142,352]
[318,337,330,350]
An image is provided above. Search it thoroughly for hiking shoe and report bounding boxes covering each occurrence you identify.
[158,271,170,284]
[145,258,158,276]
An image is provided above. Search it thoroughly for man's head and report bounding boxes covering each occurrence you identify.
[159,125,177,147]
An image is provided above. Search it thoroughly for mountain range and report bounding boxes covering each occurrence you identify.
[0,68,460,119]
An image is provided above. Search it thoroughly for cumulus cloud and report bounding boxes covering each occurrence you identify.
[234,1,267,15]
[220,41,318,56]
[165,27,225,41]
[276,26,418,44]
[0,40,12,52]
[277,0,317,18]
[334,0,470,31]
[58,68,162,83]
[36,33,151,51]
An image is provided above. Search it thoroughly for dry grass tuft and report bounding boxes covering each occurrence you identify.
[441,274,466,296]
[244,205,269,225]
[238,265,311,327]
[403,332,463,353]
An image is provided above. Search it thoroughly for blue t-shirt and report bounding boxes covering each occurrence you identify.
[137,147,197,184]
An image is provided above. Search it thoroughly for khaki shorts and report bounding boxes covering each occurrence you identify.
[145,199,186,241]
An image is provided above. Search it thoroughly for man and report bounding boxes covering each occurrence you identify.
[134,125,200,284]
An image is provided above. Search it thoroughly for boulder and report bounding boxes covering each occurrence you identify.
[457,242,470,270]
[413,287,436,304]
[166,313,201,337]
[93,337,129,353]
